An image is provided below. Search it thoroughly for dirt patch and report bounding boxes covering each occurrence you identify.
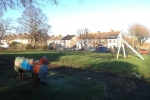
[0,55,150,100]
[49,67,150,100]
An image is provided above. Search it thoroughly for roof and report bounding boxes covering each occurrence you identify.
[47,35,63,40]
[95,31,120,39]
[3,33,32,40]
[107,36,118,39]
[17,33,31,39]
[53,35,63,40]
[61,35,75,40]
[77,30,120,40]
[47,36,55,40]
[77,33,97,39]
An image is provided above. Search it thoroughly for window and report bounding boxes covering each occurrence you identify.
[109,40,111,43]
[113,40,115,43]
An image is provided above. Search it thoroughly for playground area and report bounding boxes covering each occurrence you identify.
[0,54,150,100]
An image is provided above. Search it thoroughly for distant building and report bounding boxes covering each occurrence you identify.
[77,30,121,49]
[0,40,9,48]
[61,35,77,48]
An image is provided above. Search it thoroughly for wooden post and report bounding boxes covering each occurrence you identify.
[116,29,144,60]
[116,30,126,59]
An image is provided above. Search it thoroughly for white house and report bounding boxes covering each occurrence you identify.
[0,40,9,48]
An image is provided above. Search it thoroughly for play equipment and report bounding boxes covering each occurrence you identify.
[14,57,34,72]
[14,56,48,78]
[116,30,144,60]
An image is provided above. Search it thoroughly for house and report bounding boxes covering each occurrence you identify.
[61,35,77,48]
[76,33,97,50]
[3,33,48,47]
[77,30,121,50]
[1,30,123,50]
[3,33,31,44]
[15,33,32,44]
[47,35,55,45]
[94,30,120,48]
[47,35,64,50]
[107,30,121,49]
[3,34,15,44]
[90,30,120,49]
[0,40,9,48]
[94,31,109,47]
[47,35,63,45]
[87,33,97,47]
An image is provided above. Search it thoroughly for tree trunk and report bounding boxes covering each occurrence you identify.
[132,39,135,49]
[32,38,36,49]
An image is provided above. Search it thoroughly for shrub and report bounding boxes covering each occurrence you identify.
[25,44,32,50]
[40,44,49,50]
[35,44,40,49]
[0,47,7,50]
[11,41,17,49]
[9,42,23,50]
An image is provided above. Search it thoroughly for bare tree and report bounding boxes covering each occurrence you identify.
[128,24,150,49]
[0,18,13,43]
[76,28,90,51]
[17,5,51,48]
[0,0,84,16]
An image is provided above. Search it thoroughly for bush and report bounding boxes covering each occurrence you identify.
[40,44,49,50]
[11,41,17,49]
[35,44,40,49]
[25,44,32,50]
[9,42,23,50]
[0,47,8,50]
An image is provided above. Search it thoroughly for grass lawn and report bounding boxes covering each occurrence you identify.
[1,50,150,82]
[0,50,150,100]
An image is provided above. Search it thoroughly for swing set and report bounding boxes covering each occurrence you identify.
[116,30,144,60]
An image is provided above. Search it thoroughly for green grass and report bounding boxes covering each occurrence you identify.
[1,50,150,99]
[1,50,150,82]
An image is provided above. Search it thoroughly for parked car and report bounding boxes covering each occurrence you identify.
[66,47,77,51]
[95,46,110,53]
[138,49,149,54]
[86,46,96,52]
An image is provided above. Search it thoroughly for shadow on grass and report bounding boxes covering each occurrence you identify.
[0,68,105,100]
[0,54,106,100]
[1,51,150,100]
[1,51,84,62]
[48,66,150,100]
[1,61,150,100]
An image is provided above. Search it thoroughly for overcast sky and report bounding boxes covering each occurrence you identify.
[3,0,150,36]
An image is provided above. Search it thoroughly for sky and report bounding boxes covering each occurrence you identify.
[3,0,150,36]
